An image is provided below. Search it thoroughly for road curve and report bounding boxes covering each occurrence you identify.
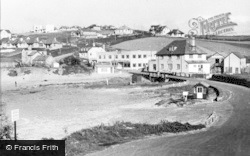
[87,80,250,156]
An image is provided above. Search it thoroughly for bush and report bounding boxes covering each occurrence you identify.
[0,115,12,140]
[210,74,250,88]
[8,70,18,77]
[65,121,205,155]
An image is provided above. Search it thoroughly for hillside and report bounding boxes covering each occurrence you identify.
[196,40,250,57]
[112,37,181,51]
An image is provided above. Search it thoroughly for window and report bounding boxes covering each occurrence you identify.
[143,63,146,67]
[143,55,147,58]
[138,55,141,58]
[115,55,118,59]
[177,56,180,60]
[109,55,112,59]
[197,87,203,93]
[153,64,156,70]
[229,67,232,73]
[169,56,172,60]
[122,55,125,59]
[198,54,202,58]
[189,55,193,59]
[235,68,239,73]
[138,63,141,67]
[99,55,101,59]
[126,55,129,59]
[133,63,136,67]
[177,64,180,70]
[194,65,196,67]
[103,55,106,59]
[161,64,164,70]
[215,59,219,63]
[168,64,173,70]
[133,55,136,58]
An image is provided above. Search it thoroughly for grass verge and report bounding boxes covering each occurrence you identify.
[65,121,205,156]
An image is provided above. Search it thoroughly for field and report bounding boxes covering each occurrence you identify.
[111,37,179,51]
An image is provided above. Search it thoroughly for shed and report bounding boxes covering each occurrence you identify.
[193,82,210,99]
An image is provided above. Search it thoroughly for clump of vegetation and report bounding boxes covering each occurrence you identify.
[211,74,250,88]
[0,102,12,140]
[65,121,205,156]
[24,70,31,75]
[8,70,18,77]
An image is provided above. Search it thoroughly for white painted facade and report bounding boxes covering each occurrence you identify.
[0,30,11,39]
[224,53,246,74]
[97,50,157,70]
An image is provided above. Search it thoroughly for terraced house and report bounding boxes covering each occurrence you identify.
[149,38,210,75]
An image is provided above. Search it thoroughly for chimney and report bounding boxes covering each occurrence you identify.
[190,37,195,47]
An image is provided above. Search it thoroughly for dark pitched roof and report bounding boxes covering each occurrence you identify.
[156,39,207,56]
[168,29,184,35]
[0,29,11,33]
[193,82,210,88]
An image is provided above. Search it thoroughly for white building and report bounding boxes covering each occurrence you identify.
[32,25,44,33]
[97,50,157,70]
[115,25,134,36]
[149,37,210,75]
[0,30,11,39]
[223,52,246,74]
[45,25,55,33]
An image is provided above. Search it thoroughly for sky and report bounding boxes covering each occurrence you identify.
[1,0,250,35]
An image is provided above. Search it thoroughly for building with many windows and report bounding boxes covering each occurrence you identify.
[149,37,210,75]
[97,50,157,70]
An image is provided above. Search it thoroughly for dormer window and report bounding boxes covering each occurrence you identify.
[168,46,177,52]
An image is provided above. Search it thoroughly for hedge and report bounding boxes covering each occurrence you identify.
[211,74,250,88]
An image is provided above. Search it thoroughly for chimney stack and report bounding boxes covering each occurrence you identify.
[190,37,195,47]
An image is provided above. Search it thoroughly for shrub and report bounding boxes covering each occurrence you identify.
[211,74,250,88]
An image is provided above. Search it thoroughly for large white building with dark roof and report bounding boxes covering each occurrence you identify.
[149,37,210,75]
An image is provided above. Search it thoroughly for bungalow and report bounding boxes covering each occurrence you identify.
[43,38,62,49]
[115,25,134,36]
[223,52,246,74]
[21,48,47,65]
[168,29,185,37]
[149,25,170,36]
[207,52,224,74]
[32,55,54,67]
[17,38,29,48]
[95,62,115,74]
[149,37,210,75]
[0,29,11,39]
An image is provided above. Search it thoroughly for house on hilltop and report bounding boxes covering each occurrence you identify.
[0,29,11,39]
[115,25,134,36]
[168,29,185,37]
[149,25,170,36]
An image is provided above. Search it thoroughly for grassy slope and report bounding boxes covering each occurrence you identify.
[196,40,250,57]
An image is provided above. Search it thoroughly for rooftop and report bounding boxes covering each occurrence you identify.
[156,39,207,56]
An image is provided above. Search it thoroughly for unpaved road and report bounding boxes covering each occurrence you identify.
[87,80,250,156]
